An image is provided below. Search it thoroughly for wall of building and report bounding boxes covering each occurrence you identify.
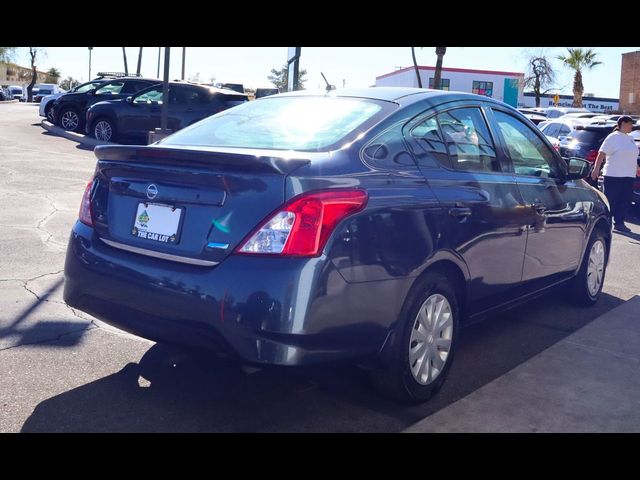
[0,63,49,88]
[619,51,640,114]
[375,66,524,106]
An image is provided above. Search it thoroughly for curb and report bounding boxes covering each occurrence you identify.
[40,119,117,148]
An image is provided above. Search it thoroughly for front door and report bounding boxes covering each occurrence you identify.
[490,108,587,283]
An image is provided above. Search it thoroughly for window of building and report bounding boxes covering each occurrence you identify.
[472,81,493,97]
[428,78,450,91]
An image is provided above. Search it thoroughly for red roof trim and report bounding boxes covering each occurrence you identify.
[376,66,524,80]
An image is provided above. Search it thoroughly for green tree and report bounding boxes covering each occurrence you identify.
[523,56,555,107]
[0,47,16,63]
[267,63,307,92]
[45,67,61,84]
[60,76,81,91]
[432,47,447,90]
[557,48,602,108]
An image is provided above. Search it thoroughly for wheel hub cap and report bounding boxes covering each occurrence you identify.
[409,293,453,385]
[587,239,605,297]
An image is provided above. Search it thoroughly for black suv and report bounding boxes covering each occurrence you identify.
[85,82,247,143]
[52,77,159,132]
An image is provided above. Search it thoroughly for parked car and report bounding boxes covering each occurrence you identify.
[52,77,159,132]
[85,82,248,143]
[544,107,591,119]
[0,88,6,101]
[33,83,63,103]
[255,88,280,99]
[64,88,611,403]
[538,119,577,142]
[8,85,24,101]
[40,79,110,123]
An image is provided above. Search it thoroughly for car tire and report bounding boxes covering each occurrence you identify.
[368,271,459,403]
[59,107,82,131]
[45,104,55,123]
[570,229,607,306]
[93,117,116,143]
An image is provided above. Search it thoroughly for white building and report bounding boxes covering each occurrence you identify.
[375,66,524,107]
[519,93,619,113]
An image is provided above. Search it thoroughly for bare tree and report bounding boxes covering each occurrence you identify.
[27,47,44,102]
[432,47,447,90]
[411,47,422,88]
[523,56,555,107]
[136,47,143,75]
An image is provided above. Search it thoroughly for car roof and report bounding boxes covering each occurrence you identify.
[276,87,510,107]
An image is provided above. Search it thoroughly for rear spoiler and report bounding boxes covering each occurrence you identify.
[94,145,311,175]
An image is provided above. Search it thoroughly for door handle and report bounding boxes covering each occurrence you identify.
[532,202,546,214]
[449,206,472,221]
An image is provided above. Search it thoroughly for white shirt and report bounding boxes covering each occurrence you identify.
[599,131,639,178]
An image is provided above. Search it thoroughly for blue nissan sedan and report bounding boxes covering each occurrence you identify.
[64,88,611,402]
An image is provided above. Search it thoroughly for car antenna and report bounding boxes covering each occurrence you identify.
[321,72,335,92]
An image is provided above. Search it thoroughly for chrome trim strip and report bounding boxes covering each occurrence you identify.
[100,238,219,266]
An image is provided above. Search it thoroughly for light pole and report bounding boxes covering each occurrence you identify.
[157,47,161,78]
[88,47,93,80]
[181,47,185,80]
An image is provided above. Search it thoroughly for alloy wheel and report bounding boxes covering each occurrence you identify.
[587,239,605,297]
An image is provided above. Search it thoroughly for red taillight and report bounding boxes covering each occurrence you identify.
[79,180,94,226]
[585,150,598,162]
[237,189,368,257]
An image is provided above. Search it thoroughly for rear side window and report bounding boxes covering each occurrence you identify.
[437,107,500,172]
[569,129,611,145]
[363,123,416,169]
[162,96,393,151]
[410,116,450,167]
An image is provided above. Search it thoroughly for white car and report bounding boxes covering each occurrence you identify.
[538,119,577,142]
[39,79,106,123]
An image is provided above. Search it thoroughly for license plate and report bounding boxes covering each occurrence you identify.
[131,203,183,244]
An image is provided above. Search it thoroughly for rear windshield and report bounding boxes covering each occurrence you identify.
[568,129,612,145]
[161,96,395,151]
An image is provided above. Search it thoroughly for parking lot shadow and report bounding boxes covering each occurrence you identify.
[20,290,625,432]
[2,277,90,349]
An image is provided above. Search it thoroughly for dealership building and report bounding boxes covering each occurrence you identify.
[375,66,524,107]
[375,65,620,113]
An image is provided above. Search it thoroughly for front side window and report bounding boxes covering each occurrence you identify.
[75,81,103,93]
[437,107,500,172]
[133,87,163,104]
[472,81,493,97]
[95,81,124,95]
[493,110,560,178]
[122,81,153,94]
[162,96,392,151]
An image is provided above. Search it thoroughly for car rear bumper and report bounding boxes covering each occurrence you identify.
[64,221,404,366]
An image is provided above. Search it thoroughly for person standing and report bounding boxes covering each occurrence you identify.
[591,116,639,233]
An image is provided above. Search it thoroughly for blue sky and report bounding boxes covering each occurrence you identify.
[14,47,639,99]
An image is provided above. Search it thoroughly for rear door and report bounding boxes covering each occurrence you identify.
[490,108,587,282]
[405,103,529,311]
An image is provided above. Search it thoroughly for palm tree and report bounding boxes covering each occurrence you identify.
[122,47,129,75]
[557,48,602,107]
[411,47,422,88]
[136,47,143,75]
[432,47,447,90]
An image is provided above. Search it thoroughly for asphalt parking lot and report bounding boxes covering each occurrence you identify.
[1,101,640,432]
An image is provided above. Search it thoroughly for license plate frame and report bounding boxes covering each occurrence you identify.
[131,202,184,244]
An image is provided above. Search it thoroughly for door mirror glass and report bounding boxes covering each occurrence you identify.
[566,157,592,180]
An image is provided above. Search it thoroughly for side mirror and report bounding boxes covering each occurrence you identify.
[566,157,591,181]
